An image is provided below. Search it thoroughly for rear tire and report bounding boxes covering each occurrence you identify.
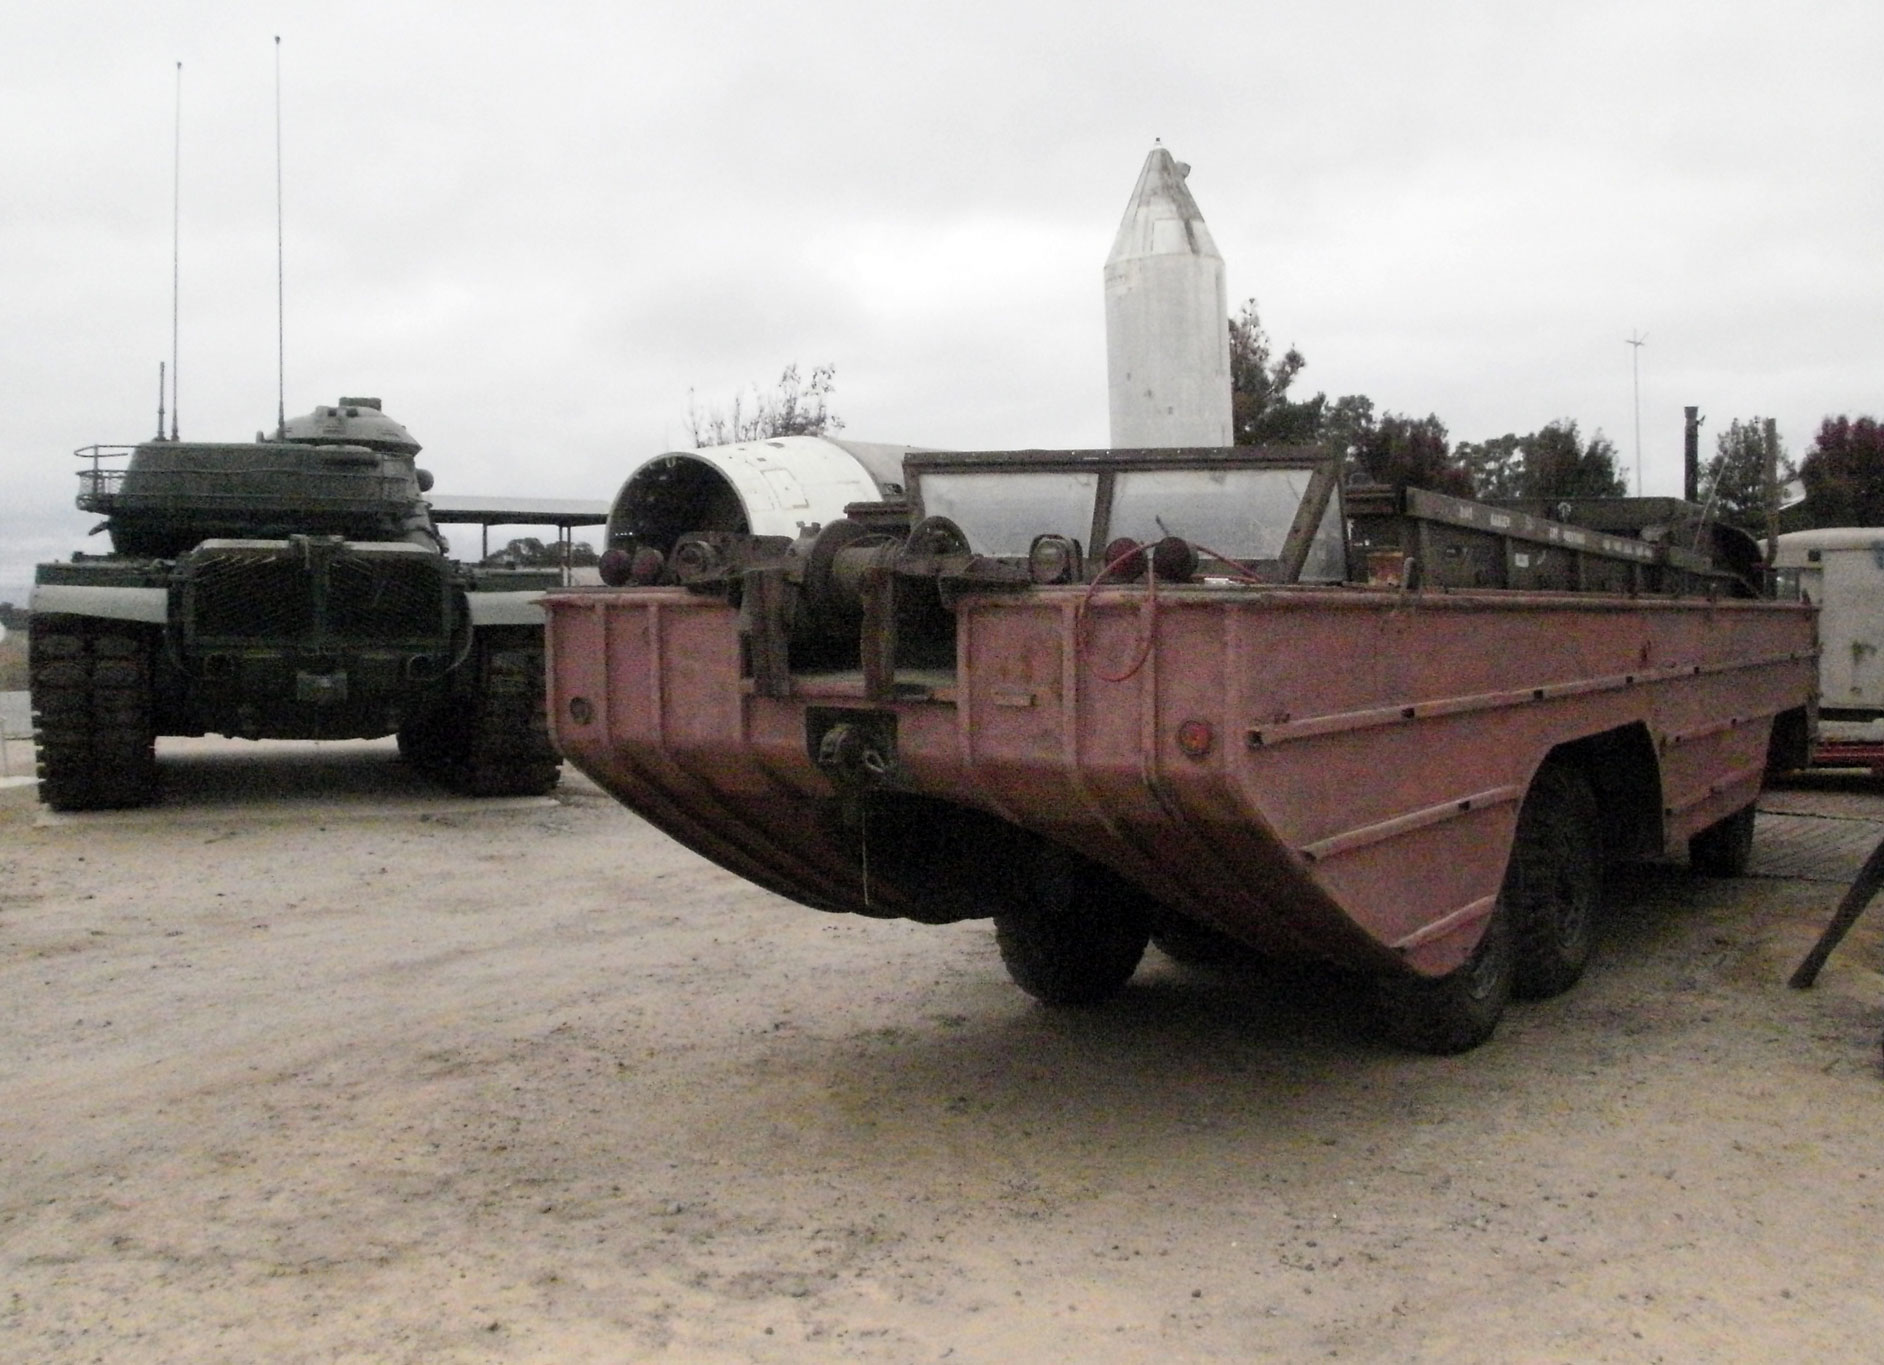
[30,616,159,812]
[1372,907,1513,1055]
[994,845,1152,1006]
[1506,762,1602,1000]
[1689,804,1756,877]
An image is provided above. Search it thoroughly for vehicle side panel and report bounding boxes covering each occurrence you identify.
[547,586,1815,977]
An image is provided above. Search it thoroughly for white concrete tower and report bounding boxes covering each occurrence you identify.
[1104,147,1232,448]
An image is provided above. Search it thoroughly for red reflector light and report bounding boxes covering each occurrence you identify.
[1176,719,1214,759]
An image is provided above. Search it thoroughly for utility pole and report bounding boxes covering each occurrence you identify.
[1626,330,1647,495]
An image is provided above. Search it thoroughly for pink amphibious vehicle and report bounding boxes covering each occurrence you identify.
[545,445,1815,1052]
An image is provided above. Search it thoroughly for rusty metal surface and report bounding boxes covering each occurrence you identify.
[546,583,1815,979]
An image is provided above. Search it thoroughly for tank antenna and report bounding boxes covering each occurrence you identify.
[156,360,166,440]
[273,35,286,439]
[169,60,181,440]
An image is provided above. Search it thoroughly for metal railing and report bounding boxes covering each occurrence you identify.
[74,450,416,515]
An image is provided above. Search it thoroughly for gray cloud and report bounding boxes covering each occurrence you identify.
[5,0,1881,601]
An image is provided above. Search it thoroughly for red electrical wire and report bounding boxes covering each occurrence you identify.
[1074,540,1272,682]
[1075,541,1160,683]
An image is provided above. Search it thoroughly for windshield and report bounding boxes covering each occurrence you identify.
[913,460,1344,581]
[916,470,1099,556]
[1109,467,1343,580]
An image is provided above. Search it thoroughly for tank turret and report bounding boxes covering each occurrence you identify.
[75,398,440,559]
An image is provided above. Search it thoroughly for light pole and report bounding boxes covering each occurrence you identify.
[1626,330,1647,495]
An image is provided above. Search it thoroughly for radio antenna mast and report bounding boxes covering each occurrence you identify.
[274,35,286,438]
[170,60,181,440]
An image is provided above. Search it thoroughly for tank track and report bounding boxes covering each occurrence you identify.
[29,614,159,811]
[398,628,561,797]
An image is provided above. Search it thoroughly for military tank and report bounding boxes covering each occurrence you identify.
[28,398,564,809]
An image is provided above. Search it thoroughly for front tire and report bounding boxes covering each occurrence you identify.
[1372,907,1514,1055]
[994,845,1152,1006]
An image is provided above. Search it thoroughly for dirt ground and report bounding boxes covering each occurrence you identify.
[2,742,1883,1364]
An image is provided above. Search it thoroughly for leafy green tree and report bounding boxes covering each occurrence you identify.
[483,537,599,568]
[686,363,844,446]
[1354,413,1474,497]
[1320,393,1377,459]
[1799,415,1884,526]
[1228,299,1325,444]
[1521,420,1627,499]
[1454,433,1526,500]
[1699,418,1796,529]
[1227,300,1593,503]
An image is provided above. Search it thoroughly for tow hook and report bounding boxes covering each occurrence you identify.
[816,721,891,785]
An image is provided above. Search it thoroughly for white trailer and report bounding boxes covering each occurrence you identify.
[1775,527,1884,768]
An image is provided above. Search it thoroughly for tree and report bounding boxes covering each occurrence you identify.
[1520,420,1627,500]
[1799,415,1884,526]
[1228,299,1325,444]
[1454,433,1526,500]
[482,536,598,568]
[1699,418,1796,530]
[1229,298,1626,505]
[686,363,844,446]
[1354,413,1474,497]
[1320,393,1377,459]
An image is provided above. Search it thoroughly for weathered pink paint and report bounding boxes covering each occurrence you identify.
[545,581,1815,978]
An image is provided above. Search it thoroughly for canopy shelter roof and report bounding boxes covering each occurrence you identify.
[424,494,610,574]
[424,495,609,527]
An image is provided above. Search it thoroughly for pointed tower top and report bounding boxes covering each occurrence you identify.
[1106,146,1221,266]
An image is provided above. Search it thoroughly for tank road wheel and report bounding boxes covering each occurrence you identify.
[409,629,561,797]
[1689,804,1756,878]
[1505,762,1603,1001]
[456,632,562,796]
[1372,907,1514,1055]
[29,616,159,812]
[994,845,1152,1006]
[395,706,447,769]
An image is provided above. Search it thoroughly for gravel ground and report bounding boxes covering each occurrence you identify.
[2,742,1882,1363]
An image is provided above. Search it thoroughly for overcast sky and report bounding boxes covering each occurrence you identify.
[4,0,1880,602]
